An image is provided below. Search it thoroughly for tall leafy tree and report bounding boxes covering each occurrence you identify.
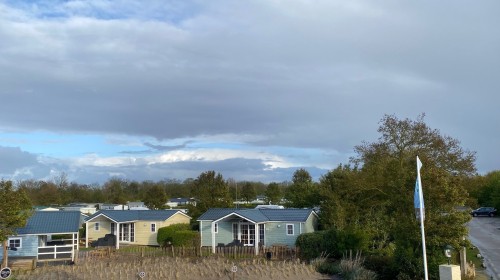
[191,171,232,214]
[103,178,127,204]
[240,182,257,203]
[143,184,168,210]
[265,182,282,204]
[0,180,32,267]
[351,114,475,279]
[319,164,362,230]
[284,169,319,208]
[37,182,61,206]
[475,170,500,209]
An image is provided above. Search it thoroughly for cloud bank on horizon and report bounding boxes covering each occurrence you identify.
[0,0,499,184]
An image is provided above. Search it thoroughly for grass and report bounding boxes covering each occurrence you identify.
[466,246,484,268]
[466,245,492,280]
[13,255,327,280]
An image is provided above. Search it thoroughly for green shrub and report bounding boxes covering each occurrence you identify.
[296,228,369,260]
[334,228,369,255]
[317,261,341,275]
[295,231,326,260]
[157,223,191,246]
[364,255,393,279]
[171,230,200,247]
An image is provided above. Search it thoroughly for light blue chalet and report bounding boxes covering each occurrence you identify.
[198,208,318,255]
[0,211,81,263]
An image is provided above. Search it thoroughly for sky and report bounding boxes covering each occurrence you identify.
[0,0,499,185]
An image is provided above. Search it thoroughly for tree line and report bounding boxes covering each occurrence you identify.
[2,114,499,279]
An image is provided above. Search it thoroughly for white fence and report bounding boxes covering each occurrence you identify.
[38,244,74,261]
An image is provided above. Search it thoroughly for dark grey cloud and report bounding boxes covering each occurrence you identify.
[143,141,192,151]
[0,0,499,179]
[0,146,39,174]
[67,157,327,184]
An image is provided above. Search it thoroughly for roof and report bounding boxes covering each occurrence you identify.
[168,198,193,203]
[17,211,81,235]
[197,208,316,223]
[86,210,190,223]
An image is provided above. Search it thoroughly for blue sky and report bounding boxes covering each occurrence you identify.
[1,0,499,184]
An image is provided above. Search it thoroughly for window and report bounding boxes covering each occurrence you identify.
[232,223,238,240]
[9,238,22,249]
[151,223,156,233]
[214,223,218,233]
[131,223,135,242]
[286,224,294,235]
[111,223,115,235]
[94,222,100,231]
[259,224,265,246]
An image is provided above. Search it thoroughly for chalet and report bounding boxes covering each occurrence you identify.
[0,211,81,264]
[166,197,197,208]
[85,210,191,249]
[198,208,318,255]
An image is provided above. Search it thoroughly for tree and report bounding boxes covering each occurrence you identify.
[0,180,32,268]
[143,184,168,210]
[475,170,500,210]
[103,178,127,204]
[240,182,256,203]
[191,171,232,214]
[284,168,319,208]
[38,181,61,205]
[351,114,475,279]
[319,164,363,231]
[265,182,282,204]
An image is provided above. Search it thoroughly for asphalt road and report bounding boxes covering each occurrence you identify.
[468,217,500,279]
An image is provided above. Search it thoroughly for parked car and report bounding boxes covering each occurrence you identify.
[470,207,497,217]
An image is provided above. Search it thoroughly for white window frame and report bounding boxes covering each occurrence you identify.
[286,224,294,235]
[95,222,100,231]
[151,223,156,233]
[9,238,22,249]
[214,223,218,233]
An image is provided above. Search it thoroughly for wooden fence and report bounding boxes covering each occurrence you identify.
[78,245,298,262]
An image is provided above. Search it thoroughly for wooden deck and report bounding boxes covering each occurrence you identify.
[8,258,36,271]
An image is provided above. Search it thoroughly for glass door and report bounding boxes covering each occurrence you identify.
[240,224,255,246]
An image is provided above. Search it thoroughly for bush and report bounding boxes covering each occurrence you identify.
[157,223,191,246]
[339,251,377,280]
[171,230,200,247]
[364,255,393,279]
[296,228,369,261]
[317,261,341,275]
[296,231,326,260]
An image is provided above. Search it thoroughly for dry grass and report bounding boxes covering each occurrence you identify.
[13,256,332,280]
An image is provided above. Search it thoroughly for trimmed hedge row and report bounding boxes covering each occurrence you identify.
[157,223,200,247]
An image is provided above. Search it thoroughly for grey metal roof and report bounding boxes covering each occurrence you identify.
[197,209,235,221]
[17,211,81,235]
[232,209,269,223]
[169,198,192,203]
[260,209,315,222]
[87,210,186,223]
[197,208,315,222]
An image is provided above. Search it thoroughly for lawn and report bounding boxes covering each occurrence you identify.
[466,246,490,280]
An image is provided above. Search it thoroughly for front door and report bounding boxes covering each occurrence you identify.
[119,223,135,242]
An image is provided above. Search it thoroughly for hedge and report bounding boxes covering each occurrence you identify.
[157,223,199,247]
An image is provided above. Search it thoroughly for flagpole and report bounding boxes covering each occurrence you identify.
[416,156,428,280]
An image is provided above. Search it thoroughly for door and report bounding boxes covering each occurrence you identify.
[240,224,255,246]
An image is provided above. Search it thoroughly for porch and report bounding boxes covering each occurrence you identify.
[38,233,79,262]
[210,212,266,255]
